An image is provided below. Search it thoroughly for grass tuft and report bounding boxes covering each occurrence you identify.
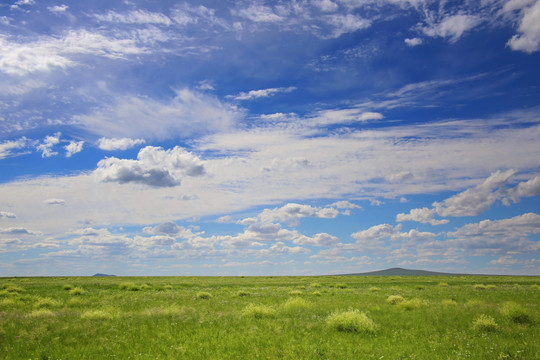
[472,314,498,332]
[81,309,115,320]
[441,299,457,306]
[369,287,381,292]
[386,295,404,305]
[196,291,212,299]
[236,290,250,297]
[33,297,61,308]
[62,284,73,291]
[69,287,85,296]
[242,304,277,319]
[398,298,425,310]
[326,309,376,333]
[438,282,449,287]
[473,284,487,290]
[336,283,347,289]
[289,290,302,296]
[310,282,322,288]
[500,302,532,324]
[282,297,311,312]
[119,282,141,291]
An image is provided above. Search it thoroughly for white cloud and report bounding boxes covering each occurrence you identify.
[433,169,516,217]
[324,14,371,38]
[258,203,339,226]
[313,0,339,12]
[396,207,449,225]
[329,201,361,210]
[509,176,540,201]
[0,211,17,219]
[232,86,297,100]
[48,5,68,14]
[0,30,145,76]
[507,0,540,53]
[97,137,146,151]
[44,199,66,206]
[404,37,422,46]
[0,137,27,159]
[36,132,61,158]
[65,140,84,157]
[94,10,172,26]
[446,213,540,255]
[93,146,205,187]
[235,4,284,23]
[76,89,241,140]
[310,108,383,125]
[422,14,481,43]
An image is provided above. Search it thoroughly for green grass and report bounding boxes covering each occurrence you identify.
[0,275,539,359]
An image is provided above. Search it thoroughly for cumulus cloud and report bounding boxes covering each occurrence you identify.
[508,175,540,201]
[404,37,422,46]
[433,169,516,217]
[65,140,84,157]
[258,203,339,226]
[0,211,17,219]
[93,146,205,187]
[36,132,61,158]
[396,207,449,225]
[48,5,68,14]
[507,0,540,53]
[446,213,540,255]
[231,86,296,100]
[422,14,480,43]
[0,137,27,159]
[97,137,146,151]
[0,30,145,76]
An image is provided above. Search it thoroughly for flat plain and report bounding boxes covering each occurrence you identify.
[1,275,539,359]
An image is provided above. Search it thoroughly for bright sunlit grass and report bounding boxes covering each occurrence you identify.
[0,275,538,359]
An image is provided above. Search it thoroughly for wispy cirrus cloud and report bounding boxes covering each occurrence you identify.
[231,86,297,100]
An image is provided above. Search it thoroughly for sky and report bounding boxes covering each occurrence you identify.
[1,0,540,276]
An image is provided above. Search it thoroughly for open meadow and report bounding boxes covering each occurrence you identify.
[1,275,539,359]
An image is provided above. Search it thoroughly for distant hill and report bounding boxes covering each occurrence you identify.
[342,267,463,276]
[92,273,116,277]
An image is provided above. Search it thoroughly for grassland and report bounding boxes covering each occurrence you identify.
[1,275,539,359]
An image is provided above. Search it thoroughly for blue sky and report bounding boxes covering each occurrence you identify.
[1,0,540,276]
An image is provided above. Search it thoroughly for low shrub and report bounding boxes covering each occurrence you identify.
[62,284,74,291]
[119,282,141,291]
[310,282,322,288]
[242,304,277,319]
[312,291,322,296]
[196,291,212,300]
[33,297,61,308]
[398,298,425,310]
[473,284,486,290]
[282,297,311,312]
[326,309,376,333]
[438,282,449,287]
[236,290,250,297]
[289,290,302,296]
[472,314,498,332]
[369,287,381,292]
[386,295,404,305]
[69,287,85,296]
[336,283,347,289]
[500,302,531,324]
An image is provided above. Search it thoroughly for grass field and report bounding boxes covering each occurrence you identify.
[1,275,539,359]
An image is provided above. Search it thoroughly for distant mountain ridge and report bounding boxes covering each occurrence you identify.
[342,267,463,276]
[93,273,116,277]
